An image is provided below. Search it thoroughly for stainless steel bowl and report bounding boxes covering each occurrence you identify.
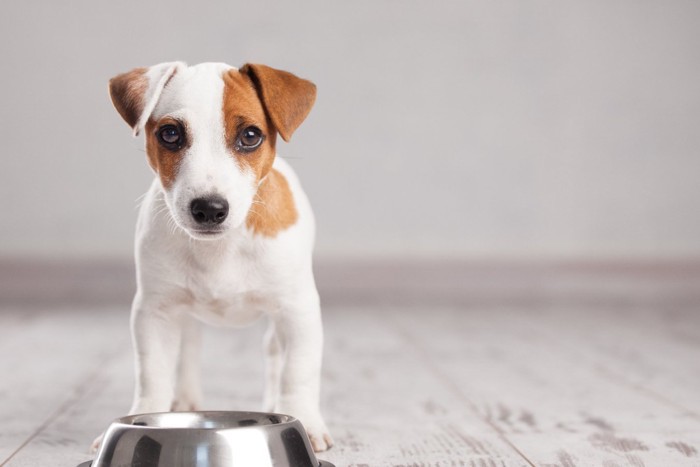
[79,411,334,467]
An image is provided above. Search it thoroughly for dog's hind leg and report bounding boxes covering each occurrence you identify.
[172,314,203,411]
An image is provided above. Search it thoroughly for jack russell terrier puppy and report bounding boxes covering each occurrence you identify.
[97,61,332,452]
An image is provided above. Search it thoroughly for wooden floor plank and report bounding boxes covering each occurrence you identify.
[0,309,46,348]
[515,304,700,415]
[0,308,129,466]
[319,307,531,466]
[390,306,700,466]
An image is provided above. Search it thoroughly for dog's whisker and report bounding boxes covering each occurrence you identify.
[167,217,181,235]
[134,192,150,210]
[154,207,172,221]
[251,196,268,208]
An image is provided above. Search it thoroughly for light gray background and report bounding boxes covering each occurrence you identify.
[1,1,699,261]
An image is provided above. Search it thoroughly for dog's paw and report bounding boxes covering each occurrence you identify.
[171,387,203,412]
[300,416,334,452]
[307,428,334,452]
[90,433,104,454]
[276,401,333,452]
[170,396,201,412]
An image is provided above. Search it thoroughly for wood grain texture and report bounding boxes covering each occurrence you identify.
[1,263,699,466]
[0,308,129,466]
[390,306,700,466]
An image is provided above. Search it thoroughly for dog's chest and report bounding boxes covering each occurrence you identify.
[181,250,274,327]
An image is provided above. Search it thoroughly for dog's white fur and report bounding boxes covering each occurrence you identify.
[98,62,331,452]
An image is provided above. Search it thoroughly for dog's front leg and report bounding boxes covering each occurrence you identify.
[274,293,333,452]
[262,319,283,412]
[91,297,184,452]
[172,314,203,411]
[129,297,185,415]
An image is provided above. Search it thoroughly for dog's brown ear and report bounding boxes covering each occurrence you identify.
[241,63,316,142]
[109,62,185,136]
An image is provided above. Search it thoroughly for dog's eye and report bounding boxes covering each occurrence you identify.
[157,125,183,149]
[237,126,263,151]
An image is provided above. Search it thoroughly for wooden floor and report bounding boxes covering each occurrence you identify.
[1,262,699,466]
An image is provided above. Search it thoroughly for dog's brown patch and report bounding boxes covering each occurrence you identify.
[221,65,316,236]
[246,169,298,237]
[144,118,188,189]
[223,69,297,236]
[240,63,317,142]
[222,69,277,181]
[109,67,148,128]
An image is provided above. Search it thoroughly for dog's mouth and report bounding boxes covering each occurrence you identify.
[188,227,229,239]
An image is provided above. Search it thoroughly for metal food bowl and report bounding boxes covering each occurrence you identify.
[78,411,334,467]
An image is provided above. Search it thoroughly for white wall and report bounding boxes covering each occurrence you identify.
[1,1,699,260]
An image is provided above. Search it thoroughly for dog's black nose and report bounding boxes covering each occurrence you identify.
[190,197,229,225]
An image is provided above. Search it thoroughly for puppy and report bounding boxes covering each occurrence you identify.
[100,61,332,452]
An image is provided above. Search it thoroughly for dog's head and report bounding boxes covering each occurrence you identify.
[109,62,316,240]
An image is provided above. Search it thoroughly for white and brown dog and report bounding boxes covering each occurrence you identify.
[99,61,332,451]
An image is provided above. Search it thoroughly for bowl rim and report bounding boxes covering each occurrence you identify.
[110,410,298,431]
